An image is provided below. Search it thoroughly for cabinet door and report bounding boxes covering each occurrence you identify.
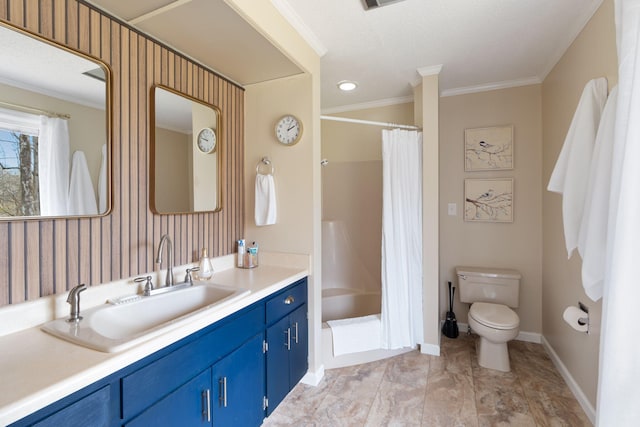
[289,304,308,386]
[211,333,265,426]
[266,315,291,414]
[125,370,211,427]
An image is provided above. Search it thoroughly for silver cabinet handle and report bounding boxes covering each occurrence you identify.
[202,389,211,422]
[285,327,291,350]
[284,295,294,305]
[219,377,227,408]
[293,321,299,344]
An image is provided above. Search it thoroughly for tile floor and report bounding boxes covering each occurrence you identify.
[262,334,591,426]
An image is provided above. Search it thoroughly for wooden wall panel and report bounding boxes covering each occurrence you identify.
[0,0,245,306]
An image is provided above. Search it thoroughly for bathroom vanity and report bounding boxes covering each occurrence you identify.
[0,260,308,427]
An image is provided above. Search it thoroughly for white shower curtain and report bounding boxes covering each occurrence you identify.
[597,0,640,425]
[380,129,423,349]
[38,116,70,216]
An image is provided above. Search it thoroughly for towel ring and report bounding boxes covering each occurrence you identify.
[256,157,275,175]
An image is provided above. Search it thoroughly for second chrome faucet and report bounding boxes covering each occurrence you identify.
[156,234,174,286]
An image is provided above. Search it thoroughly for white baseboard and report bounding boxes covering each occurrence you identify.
[541,336,596,425]
[301,364,325,386]
[420,342,440,356]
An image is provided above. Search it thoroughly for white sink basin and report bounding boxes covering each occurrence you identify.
[41,283,250,352]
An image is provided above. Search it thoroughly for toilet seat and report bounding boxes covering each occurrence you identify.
[469,302,519,330]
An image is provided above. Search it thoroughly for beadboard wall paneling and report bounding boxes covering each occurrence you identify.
[0,0,244,307]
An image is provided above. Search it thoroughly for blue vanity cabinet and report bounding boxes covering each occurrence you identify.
[11,276,309,427]
[265,279,308,414]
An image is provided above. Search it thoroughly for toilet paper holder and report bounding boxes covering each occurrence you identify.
[577,302,589,327]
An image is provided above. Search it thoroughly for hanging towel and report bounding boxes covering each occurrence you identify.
[255,173,276,226]
[327,314,381,356]
[68,151,98,216]
[38,116,70,216]
[547,77,608,258]
[578,87,618,302]
[98,143,107,214]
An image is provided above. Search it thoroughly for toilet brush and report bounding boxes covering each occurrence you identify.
[442,281,459,338]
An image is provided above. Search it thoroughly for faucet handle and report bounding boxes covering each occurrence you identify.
[134,276,154,296]
[185,267,200,285]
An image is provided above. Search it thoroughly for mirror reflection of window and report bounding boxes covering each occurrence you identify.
[0,23,111,219]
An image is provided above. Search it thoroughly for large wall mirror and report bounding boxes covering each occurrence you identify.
[151,86,221,214]
[0,23,111,219]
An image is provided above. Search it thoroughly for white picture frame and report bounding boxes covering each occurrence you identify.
[464,125,514,171]
[464,178,513,223]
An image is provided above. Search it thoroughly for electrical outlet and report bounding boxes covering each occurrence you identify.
[447,203,457,216]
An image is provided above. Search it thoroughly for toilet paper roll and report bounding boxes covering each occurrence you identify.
[563,306,589,333]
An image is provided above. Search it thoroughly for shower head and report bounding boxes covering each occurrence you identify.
[362,0,406,10]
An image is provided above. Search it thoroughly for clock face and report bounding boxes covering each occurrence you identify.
[197,128,216,154]
[275,115,302,145]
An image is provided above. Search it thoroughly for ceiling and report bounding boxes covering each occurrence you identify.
[84,0,605,112]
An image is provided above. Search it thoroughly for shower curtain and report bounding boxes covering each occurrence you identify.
[380,129,423,349]
[38,116,70,216]
[597,0,640,424]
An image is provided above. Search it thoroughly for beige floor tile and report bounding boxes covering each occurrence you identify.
[364,380,425,426]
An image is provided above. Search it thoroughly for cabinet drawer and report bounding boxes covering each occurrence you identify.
[266,279,307,324]
[32,385,111,427]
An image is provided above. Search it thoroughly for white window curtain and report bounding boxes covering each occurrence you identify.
[597,0,640,425]
[380,129,423,349]
[38,116,70,216]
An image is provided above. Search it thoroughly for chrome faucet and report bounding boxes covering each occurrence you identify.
[66,284,87,322]
[156,234,174,286]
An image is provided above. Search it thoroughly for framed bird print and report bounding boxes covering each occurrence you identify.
[464,125,513,171]
[464,178,513,222]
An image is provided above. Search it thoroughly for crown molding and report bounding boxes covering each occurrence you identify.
[440,77,542,97]
[271,0,328,57]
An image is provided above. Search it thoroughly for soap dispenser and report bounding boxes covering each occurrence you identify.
[197,248,214,280]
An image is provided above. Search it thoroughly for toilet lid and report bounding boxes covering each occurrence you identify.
[469,302,519,330]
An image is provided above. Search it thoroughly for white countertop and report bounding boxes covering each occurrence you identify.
[0,253,309,426]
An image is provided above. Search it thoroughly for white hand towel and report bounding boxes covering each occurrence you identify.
[255,173,276,226]
[547,77,608,258]
[68,151,98,216]
[327,314,381,356]
[578,87,618,301]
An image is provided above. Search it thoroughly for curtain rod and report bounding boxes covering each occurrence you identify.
[0,100,71,120]
[320,114,421,130]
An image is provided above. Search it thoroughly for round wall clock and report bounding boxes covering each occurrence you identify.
[275,115,303,146]
[196,127,216,154]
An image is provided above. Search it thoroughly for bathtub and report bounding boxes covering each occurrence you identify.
[321,288,413,369]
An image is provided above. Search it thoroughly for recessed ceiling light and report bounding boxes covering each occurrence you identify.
[338,80,358,91]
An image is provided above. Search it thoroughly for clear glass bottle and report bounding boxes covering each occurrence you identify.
[197,248,214,280]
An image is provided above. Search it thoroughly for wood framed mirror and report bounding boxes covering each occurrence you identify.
[150,85,222,214]
[0,22,111,219]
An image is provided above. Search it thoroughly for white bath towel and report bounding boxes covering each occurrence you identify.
[68,151,98,216]
[548,77,608,258]
[327,314,381,356]
[98,143,107,214]
[255,173,277,226]
[577,87,618,301]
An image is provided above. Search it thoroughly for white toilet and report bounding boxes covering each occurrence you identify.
[456,266,521,372]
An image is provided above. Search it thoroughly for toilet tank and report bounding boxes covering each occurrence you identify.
[456,266,521,308]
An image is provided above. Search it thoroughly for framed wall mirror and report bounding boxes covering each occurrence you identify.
[151,85,222,214]
[0,22,111,219]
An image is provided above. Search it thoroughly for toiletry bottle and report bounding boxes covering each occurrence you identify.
[237,239,246,268]
[197,248,214,280]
